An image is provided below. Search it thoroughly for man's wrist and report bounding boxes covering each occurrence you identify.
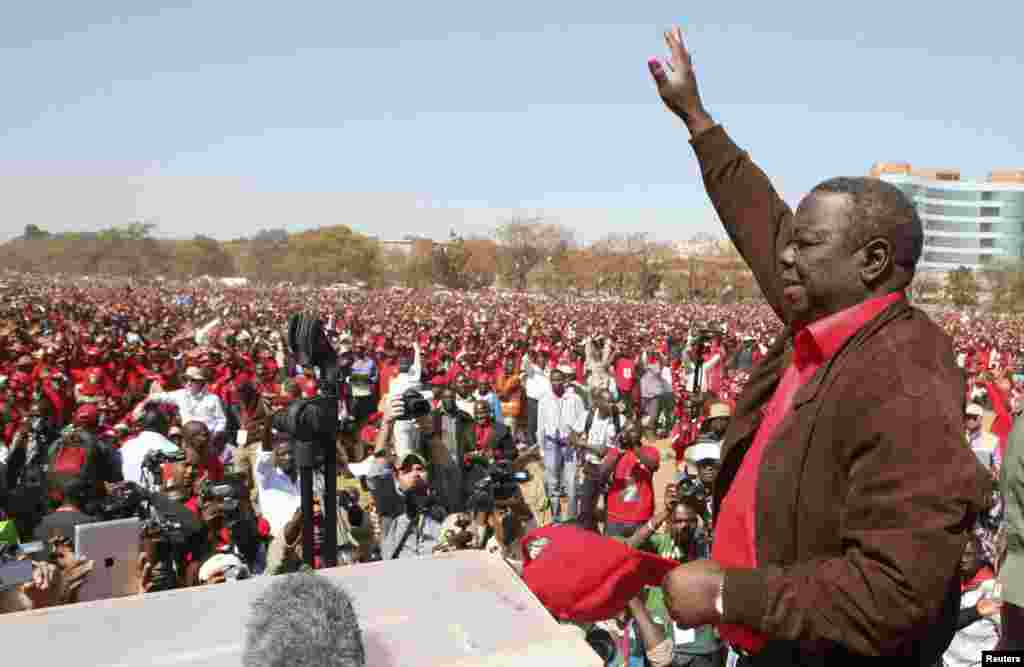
[682,107,715,138]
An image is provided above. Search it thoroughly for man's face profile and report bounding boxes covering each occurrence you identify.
[778,191,866,329]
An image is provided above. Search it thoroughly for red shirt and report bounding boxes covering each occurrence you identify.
[473,423,494,453]
[604,445,660,523]
[613,358,636,392]
[713,290,905,653]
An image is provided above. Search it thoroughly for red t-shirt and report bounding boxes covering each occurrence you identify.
[613,359,636,392]
[713,290,904,654]
[603,445,660,524]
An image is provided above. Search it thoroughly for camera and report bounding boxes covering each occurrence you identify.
[141,517,188,592]
[95,482,147,520]
[396,388,433,421]
[199,476,245,517]
[467,463,530,513]
[141,449,185,487]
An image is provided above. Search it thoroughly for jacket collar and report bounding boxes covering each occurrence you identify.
[719,299,913,475]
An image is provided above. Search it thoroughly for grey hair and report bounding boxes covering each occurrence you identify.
[243,573,366,667]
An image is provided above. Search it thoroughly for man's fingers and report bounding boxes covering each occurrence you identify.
[666,25,690,70]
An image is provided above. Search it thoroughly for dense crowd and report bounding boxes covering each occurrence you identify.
[0,272,1018,665]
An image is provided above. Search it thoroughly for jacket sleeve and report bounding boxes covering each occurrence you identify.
[690,125,793,324]
[721,359,987,655]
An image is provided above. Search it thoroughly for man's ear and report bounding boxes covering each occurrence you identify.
[860,237,893,285]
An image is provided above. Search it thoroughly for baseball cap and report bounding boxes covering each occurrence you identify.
[399,452,428,471]
[966,403,985,417]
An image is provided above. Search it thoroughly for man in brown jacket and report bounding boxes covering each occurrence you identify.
[649,25,990,665]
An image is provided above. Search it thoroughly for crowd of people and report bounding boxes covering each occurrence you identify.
[0,269,1018,664]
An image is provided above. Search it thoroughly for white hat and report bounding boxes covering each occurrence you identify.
[198,553,249,583]
[966,403,985,417]
[685,441,722,465]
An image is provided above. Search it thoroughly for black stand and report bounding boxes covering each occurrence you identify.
[294,440,317,569]
[320,378,339,569]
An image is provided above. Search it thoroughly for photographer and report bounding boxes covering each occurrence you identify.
[373,451,448,560]
[182,476,264,585]
[120,404,180,487]
[6,398,65,538]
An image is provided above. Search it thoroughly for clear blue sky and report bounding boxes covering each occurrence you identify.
[0,2,1021,243]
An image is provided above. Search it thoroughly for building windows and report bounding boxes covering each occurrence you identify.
[926,188,980,201]
[926,236,978,249]
[922,251,982,265]
[925,221,978,233]
[982,191,1024,204]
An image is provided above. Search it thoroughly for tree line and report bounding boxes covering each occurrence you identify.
[2,220,764,303]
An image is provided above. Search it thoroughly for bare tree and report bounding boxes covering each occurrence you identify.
[493,217,574,290]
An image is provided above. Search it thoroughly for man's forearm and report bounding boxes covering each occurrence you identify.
[626,507,669,550]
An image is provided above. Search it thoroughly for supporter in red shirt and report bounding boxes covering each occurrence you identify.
[613,351,638,415]
[601,421,660,538]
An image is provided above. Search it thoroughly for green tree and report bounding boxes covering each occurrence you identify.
[22,224,50,240]
[944,266,979,308]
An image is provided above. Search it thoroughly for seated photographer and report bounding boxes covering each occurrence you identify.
[182,477,265,585]
[120,404,180,487]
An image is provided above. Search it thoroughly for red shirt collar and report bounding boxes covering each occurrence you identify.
[794,291,905,367]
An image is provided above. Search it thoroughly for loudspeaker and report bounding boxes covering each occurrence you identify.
[0,551,601,667]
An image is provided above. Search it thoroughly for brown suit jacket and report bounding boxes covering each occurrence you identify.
[692,125,990,663]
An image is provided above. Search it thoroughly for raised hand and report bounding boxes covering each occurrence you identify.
[647,25,713,134]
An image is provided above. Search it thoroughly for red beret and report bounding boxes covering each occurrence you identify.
[521,525,678,623]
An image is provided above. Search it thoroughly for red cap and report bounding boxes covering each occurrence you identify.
[521,525,679,622]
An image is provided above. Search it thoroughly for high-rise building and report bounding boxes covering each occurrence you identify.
[870,162,1024,273]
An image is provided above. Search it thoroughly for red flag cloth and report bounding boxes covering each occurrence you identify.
[985,381,1013,459]
[521,525,679,623]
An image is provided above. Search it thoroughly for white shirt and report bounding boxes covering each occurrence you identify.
[522,356,552,400]
[254,450,301,539]
[585,412,618,465]
[536,391,587,451]
[150,388,227,435]
[119,431,180,486]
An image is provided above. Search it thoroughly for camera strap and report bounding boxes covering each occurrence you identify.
[391,514,421,560]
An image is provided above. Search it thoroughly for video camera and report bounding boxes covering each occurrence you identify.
[140,516,189,592]
[199,476,245,518]
[95,482,148,521]
[467,463,530,513]
[141,449,185,487]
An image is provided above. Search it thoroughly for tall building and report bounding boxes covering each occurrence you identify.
[870,162,1024,273]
